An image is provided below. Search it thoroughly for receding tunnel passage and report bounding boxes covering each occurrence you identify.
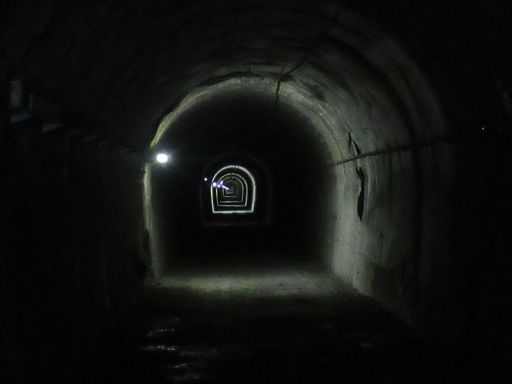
[209,165,256,214]
[2,1,512,383]
[146,90,329,276]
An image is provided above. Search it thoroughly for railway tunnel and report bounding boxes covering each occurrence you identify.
[1,0,511,382]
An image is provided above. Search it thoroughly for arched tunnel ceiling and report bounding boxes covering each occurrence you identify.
[1,0,510,152]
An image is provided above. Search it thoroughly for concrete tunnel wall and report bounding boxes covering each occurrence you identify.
[1,129,148,377]
[140,7,449,320]
[1,0,511,368]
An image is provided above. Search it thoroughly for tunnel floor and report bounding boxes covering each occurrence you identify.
[153,263,336,298]
[79,269,463,384]
[20,267,469,383]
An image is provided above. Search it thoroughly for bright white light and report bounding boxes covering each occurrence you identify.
[211,180,232,190]
[155,153,170,164]
[204,177,208,182]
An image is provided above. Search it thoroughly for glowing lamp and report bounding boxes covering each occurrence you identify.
[155,152,170,164]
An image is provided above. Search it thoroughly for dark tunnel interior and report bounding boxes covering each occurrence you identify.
[1,1,512,383]
[150,91,328,273]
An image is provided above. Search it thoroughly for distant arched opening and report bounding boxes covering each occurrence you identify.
[210,165,256,214]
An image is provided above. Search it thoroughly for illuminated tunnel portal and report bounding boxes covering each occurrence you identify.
[2,1,511,383]
[209,165,257,215]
